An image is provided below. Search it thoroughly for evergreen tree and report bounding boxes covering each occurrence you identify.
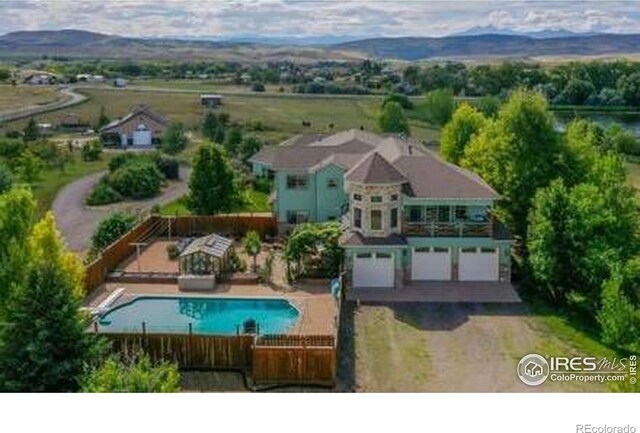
[0,213,103,391]
[96,106,110,130]
[23,117,40,143]
[187,143,239,214]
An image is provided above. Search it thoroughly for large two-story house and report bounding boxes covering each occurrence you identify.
[249,129,511,288]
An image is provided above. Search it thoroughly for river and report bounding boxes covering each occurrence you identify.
[554,110,640,137]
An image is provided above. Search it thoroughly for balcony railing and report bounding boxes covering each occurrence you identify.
[402,220,492,237]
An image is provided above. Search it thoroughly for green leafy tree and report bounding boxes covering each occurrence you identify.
[82,355,180,393]
[475,95,501,117]
[528,155,638,311]
[91,212,137,252]
[0,188,36,311]
[283,222,343,281]
[17,151,44,183]
[0,213,103,391]
[618,72,640,106]
[597,271,640,353]
[224,126,243,154]
[0,163,13,194]
[243,230,262,272]
[81,140,103,161]
[96,106,110,130]
[377,101,410,135]
[23,117,40,143]
[383,93,414,109]
[0,68,10,81]
[202,111,226,143]
[441,104,486,164]
[187,143,239,214]
[423,88,455,126]
[161,122,189,155]
[462,90,561,241]
[555,78,595,105]
[239,135,262,162]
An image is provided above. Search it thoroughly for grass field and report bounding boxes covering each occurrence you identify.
[29,154,113,218]
[132,79,293,94]
[1,87,441,144]
[0,85,61,112]
[160,189,270,216]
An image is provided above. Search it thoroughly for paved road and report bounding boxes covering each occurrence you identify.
[0,86,88,122]
[52,166,190,253]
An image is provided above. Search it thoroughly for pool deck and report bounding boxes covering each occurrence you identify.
[86,281,338,336]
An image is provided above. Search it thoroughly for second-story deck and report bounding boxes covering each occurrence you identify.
[402,220,493,238]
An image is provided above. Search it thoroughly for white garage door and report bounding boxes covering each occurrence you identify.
[459,247,499,281]
[411,247,451,280]
[353,252,394,288]
[133,130,152,146]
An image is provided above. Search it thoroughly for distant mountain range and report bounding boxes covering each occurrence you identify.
[451,25,601,39]
[2,29,640,62]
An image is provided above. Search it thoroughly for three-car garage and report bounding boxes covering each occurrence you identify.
[350,246,502,288]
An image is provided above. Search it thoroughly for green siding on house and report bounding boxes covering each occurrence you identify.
[315,164,346,221]
[275,164,346,224]
[252,162,270,177]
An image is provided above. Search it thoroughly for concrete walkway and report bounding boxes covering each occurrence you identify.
[346,281,521,303]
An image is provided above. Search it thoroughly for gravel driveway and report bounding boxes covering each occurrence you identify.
[339,302,608,392]
[52,167,190,253]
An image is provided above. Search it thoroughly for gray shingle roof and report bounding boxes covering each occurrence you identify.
[393,153,499,199]
[100,105,169,133]
[346,152,406,184]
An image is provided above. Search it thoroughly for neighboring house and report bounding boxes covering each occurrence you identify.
[201,94,223,108]
[23,73,56,85]
[249,129,512,288]
[114,77,127,88]
[99,105,169,147]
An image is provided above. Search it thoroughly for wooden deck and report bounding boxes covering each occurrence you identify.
[346,281,521,303]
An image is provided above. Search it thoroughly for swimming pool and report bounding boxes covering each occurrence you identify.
[98,296,300,335]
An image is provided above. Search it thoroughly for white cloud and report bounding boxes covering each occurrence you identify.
[1,1,639,38]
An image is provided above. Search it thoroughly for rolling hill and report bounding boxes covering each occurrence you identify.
[3,29,640,62]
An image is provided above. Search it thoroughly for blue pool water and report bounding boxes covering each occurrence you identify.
[98,297,299,335]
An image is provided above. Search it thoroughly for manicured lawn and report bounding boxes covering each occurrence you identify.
[160,189,270,216]
[0,84,61,112]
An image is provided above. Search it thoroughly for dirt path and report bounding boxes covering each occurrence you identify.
[0,86,87,122]
[52,166,190,253]
[342,302,607,392]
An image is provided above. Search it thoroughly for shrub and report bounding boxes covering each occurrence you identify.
[91,212,137,252]
[82,354,180,393]
[108,152,138,172]
[161,122,188,155]
[81,140,103,161]
[166,244,180,260]
[85,179,122,206]
[152,154,180,180]
[597,274,640,353]
[110,161,164,200]
[0,163,13,194]
[0,138,25,160]
[251,81,266,92]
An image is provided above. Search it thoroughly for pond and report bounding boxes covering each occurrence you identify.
[554,110,640,137]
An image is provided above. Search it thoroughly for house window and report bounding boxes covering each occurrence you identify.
[353,193,362,201]
[455,206,467,221]
[370,210,382,230]
[437,206,450,222]
[286,175,308,190]
[407,206,423,223]
[390,208,398,228]
[354,207,362,229]
[391,194,398,201]
[425,206,437,221]
[434,247,449,253]
[371,195,383,203]
[377,252,392,259]
[356,253,372,258]
[286,210,309,224]
[327,178,338,188]
[461,247,477,253]
[481,247,496,253]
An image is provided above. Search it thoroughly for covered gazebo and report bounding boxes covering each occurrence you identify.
[178,234,233,290]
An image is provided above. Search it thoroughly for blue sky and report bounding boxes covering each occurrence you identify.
[2,1,640,38]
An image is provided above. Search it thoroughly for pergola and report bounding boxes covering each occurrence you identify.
[178,234,233,277]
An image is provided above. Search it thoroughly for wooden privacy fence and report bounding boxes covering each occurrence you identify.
[101,332,337,386]
[83,213,278,293]
[106,333,255,370]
